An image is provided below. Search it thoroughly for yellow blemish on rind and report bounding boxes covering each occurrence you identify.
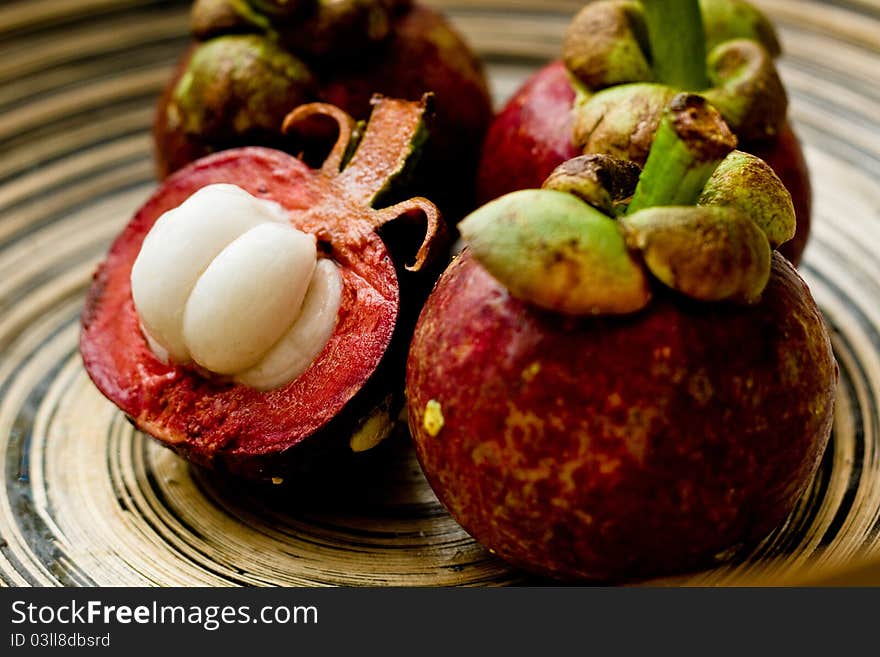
[521,361,541,382]
[423,399,445,437]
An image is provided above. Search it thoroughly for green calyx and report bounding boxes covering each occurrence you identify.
[565,0,787,148]
[461,93,795,316]
[459,190,651,316]
[172,35,315,139]
[621,206,770,303]
[190,0,403,59]
[179,1,410,155]
[628,94,737,213]
[171,35,315,140]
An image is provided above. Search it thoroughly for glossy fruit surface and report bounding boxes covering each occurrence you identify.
[406,250,837,581]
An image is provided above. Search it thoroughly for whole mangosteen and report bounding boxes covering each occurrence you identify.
[408,94,837,581]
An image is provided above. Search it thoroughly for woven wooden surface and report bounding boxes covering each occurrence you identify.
[0,0,879,586]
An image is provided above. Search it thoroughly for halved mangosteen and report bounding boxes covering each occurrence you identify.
[81,95,444,481]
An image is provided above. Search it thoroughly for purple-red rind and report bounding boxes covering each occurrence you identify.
[406,250,837,582]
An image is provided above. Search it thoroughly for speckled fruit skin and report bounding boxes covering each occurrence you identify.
[476,61,812,264]
[406,250,837,582]
[155,5,492,219]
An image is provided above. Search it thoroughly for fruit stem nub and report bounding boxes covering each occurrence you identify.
[627,93,737,213]
[642,0,710,90]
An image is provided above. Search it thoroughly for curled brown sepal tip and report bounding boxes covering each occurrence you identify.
[282,95,442,274]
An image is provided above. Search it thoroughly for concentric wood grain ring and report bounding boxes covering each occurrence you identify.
[1,0,879,586]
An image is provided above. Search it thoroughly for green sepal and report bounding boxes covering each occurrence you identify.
[699,150,795,249]
[699,0,781,56]
[703,39,788,141]
[573,83,678,166]
[172,35,315,139]
[563,1,653,90]
[621,205,771,303]
[460,190,651,316]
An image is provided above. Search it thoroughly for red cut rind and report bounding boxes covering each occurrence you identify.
[406,251,837,582]
[81,147,399,477]
[476,61,812,264]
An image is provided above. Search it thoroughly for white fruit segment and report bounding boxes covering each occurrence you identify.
[131,184,288,362]
[130,183,341,390]
[235,259,343,390]
[183,222,317,374]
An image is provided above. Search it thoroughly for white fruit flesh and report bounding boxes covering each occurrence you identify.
[131,184,287,362]
[130,183,342,389]
[183,222,317,374]
[235,258,343,390]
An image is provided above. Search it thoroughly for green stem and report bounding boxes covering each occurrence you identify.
[628,94,736,213]
[642,0,709,90]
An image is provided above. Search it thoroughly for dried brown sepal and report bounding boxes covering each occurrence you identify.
[282,94,443,272]
[541,154,641,216]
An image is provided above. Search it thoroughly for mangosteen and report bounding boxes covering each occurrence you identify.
[477,0,812,265]
[407,94,837,582]
[155,0,492,219]
[81,96,444,481]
